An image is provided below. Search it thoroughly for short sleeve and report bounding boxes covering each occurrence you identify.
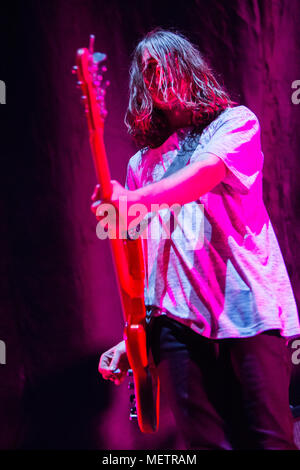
[201,106,263,193]
[125,151,141,190]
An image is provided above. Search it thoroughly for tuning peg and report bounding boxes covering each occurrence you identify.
[130,408,138,420]
[81,95,87,101]
[72,65,78,74]
[89,34,95,54]
[93,76,103,87]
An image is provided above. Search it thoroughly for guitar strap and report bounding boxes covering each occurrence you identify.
[159,132,200,181]
[127,132,200,241]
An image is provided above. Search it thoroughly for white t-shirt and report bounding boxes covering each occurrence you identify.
[125,105,300,339]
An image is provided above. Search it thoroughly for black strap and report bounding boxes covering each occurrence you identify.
[126,133,200,240]
[160,133,200,181]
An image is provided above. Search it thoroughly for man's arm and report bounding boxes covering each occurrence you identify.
[91,153,227,223]
[135,153,227,209]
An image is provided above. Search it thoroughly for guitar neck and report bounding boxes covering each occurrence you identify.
[74,37,159,433]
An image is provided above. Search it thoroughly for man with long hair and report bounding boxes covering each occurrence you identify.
[91,29,300,449]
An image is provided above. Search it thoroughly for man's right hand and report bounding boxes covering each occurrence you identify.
[98,340,130,385]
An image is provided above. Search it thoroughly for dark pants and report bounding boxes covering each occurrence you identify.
[148,315,297,450]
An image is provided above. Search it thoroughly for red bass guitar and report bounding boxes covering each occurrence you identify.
[73,35,159,433]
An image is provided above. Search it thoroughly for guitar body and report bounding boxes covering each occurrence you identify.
[123,287,160,434]
[74,36,159,433]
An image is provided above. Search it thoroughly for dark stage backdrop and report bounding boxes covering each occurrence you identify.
[0,0,299,450]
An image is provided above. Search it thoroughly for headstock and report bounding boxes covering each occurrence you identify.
[72,35,110,131]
